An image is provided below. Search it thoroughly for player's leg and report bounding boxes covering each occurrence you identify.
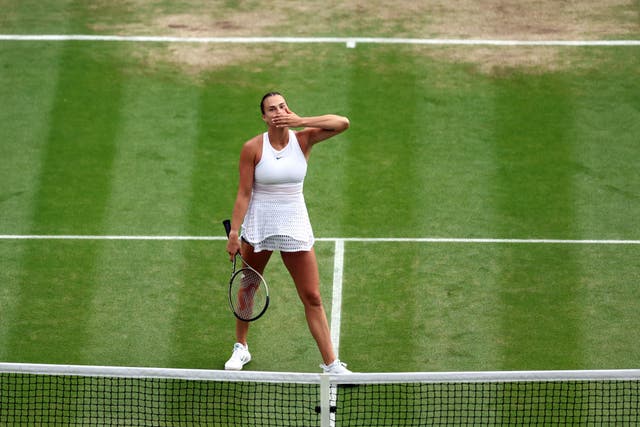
[280,248,336,364]
[225,242,272,370]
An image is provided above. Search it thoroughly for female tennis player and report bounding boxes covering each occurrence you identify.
[224,92,351,374]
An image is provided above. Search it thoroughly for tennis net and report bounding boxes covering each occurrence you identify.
[1,363,639,426]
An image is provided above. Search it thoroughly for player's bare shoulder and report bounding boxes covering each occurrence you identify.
[243,133,263,150]
[240,133,263,165]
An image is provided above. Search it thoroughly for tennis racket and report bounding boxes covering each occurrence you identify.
[223,219,270,322]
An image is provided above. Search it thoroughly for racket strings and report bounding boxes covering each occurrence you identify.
[231,268,267,320]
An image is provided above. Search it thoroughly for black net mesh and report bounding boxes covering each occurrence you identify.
[2,368,639,426]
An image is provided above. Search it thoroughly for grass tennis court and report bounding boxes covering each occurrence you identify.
[1,1,640,378]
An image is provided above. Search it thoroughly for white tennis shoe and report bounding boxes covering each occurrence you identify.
[224,343,251,370]
[320,359,352,374]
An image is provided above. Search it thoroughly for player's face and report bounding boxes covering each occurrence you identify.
[262,95,288,125]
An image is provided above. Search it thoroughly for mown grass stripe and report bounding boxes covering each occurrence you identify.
[0,40,67,361]
[164,81,241,368]
[80,73,202,367]
[492,73,582,369]
[3,40,126,363]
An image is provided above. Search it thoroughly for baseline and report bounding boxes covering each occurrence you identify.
[1,34,640,47]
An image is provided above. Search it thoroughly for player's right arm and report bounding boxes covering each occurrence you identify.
[227,136,260,258]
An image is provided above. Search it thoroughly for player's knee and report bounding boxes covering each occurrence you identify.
[301,289,323,308]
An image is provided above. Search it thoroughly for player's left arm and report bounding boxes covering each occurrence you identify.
[273,108,349,155]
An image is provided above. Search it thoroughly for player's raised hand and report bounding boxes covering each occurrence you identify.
[273,107,303,128]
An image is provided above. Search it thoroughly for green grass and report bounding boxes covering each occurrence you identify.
[341,242,640,372]
[1,3,639,379]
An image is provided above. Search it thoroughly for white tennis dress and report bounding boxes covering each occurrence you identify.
[241,130,315,252]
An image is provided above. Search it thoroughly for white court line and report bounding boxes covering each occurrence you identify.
[1,34,640,46]
[328,242,344,427]
[0,234,224,241]
[330,240,345,358]
[328,237,640,245]
[1,235,639,244]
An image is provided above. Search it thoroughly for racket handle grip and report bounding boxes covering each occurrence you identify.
[222,219,232,237]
